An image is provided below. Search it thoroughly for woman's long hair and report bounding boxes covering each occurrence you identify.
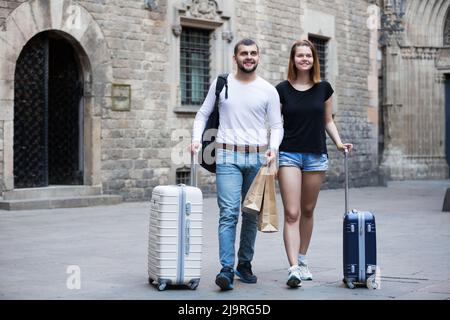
[287,39,321,84]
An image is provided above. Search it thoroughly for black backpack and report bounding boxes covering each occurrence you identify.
[198,73,229,173]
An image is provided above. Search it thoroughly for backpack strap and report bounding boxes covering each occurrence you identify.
[215,73,228,100]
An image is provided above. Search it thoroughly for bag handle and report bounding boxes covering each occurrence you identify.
[191,152,197,188]
[211,73,228,118]
[213,74,228,113]
[344,148,349,214]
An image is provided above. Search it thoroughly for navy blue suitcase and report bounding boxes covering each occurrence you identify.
[342,150,379,289]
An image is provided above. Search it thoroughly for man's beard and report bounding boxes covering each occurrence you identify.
[237,61,258,73]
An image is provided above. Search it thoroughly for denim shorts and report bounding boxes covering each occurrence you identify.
[278,151,328,172]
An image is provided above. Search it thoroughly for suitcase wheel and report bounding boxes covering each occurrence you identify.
[343,278,355,289]
[188,279,200,290]
[157,281,167,291]
[367,277,379,290]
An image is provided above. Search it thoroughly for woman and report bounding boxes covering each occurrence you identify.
[275,39,353,288]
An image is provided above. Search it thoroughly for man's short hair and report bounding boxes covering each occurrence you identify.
[234,39,259,55]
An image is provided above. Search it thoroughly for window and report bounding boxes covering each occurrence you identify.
[176,167,191,185]
[180,27,211,106]
[309,35,328,80]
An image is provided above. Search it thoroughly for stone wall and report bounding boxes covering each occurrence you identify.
[76,0,172,200]
[304,0,380,189]
[0,0,25,29]
[0,0,26,194]
[0,0,380,201]
[235,0,380,189]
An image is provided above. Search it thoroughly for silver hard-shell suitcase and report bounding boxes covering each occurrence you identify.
[148,155,203,291]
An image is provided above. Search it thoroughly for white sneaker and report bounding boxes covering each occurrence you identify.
[299,261,313,280]
[287,265,302,288]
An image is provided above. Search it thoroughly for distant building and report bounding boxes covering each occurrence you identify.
[379,0,450,181]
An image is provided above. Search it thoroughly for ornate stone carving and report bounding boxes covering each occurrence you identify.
[401,46,439,60]
[445,10,450,46]
[0,18,6,31]
[436,47,450,70]
[379,0,405,47]
[435,73,446,84]
[144,0,158,11]
[222,31,233,43]
[188,0,218,20]
[173,0,229,33]
[172,24,182,37]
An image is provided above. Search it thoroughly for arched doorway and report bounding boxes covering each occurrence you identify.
[446,74,450,176]
[14,31,83,188]
[445,9,450,176]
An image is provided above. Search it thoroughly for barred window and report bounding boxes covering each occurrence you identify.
[180,28,211,105]
[309,35,328,81]
[176,167,191,185]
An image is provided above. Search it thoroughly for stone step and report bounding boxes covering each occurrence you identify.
[0,195,123,211]
[2,186,103,200]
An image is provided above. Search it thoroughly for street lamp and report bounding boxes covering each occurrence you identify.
[379,0,406,46]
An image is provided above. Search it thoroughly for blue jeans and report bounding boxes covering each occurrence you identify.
[216,148,265,269]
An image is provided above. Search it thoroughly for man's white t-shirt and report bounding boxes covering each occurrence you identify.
[192,74,283,150]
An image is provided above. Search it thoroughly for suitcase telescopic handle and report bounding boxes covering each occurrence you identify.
[344,148,349,214]
[191,152,197,188]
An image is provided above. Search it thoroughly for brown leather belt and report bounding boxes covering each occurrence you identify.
[216,143,268,153]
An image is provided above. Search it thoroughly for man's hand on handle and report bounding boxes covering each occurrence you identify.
[189,141,201,155]
[265,148,278,177]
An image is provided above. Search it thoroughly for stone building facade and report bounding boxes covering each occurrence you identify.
[379,0,450,181]
[0,0,380,203]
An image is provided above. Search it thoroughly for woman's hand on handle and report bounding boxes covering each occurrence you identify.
[337,143,353,153]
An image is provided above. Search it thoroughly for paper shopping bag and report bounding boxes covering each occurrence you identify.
[258,173,279,233]
[242,166,268,214]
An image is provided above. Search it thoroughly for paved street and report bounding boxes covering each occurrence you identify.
[1,180,449,300]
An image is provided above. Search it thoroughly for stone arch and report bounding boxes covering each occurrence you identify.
[404,0,450,46]
[444,6,450,45]
[0,0,112,190]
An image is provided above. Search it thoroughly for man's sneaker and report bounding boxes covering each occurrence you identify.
[215,267,234,291]
[299,261,313,280]
[287,265,302,288]
[235,261,257,283]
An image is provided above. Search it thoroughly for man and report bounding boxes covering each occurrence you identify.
[190,39,283,291]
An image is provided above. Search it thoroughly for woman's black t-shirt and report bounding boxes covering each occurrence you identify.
[275,80,334,154]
